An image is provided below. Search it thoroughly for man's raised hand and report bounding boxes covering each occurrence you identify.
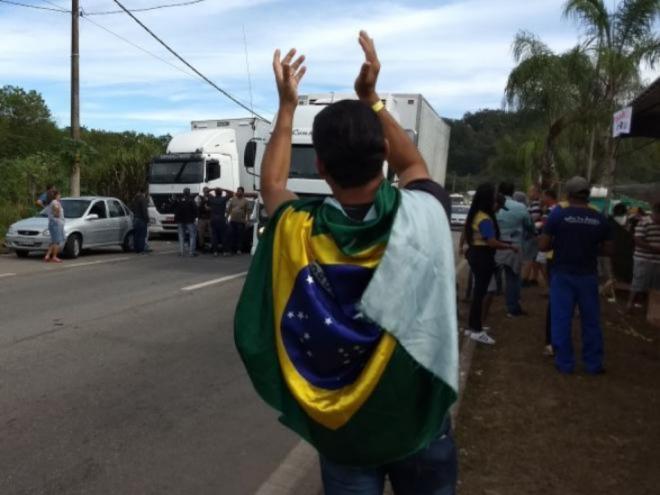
[273,48,306,110]
[354,31,381,104]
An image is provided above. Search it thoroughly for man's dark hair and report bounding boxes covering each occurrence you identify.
[612,203,628,216]
[312,100,386,188]
[46,184,54,190]
[498,182,515,197]
[237,186,245,193]
[543,189,557,200]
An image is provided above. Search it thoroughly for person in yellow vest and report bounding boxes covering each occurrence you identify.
[464,183,519,345]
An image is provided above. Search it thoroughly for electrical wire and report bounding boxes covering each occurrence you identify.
[86,0,205,16]
[0,0,67,13]
[110,0,268,121]
[81,14,198,80]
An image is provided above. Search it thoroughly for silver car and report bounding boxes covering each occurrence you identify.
[5,197,134,259]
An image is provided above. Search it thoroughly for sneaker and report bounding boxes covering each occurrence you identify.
[543,345,554,357]
[470,331,495,345]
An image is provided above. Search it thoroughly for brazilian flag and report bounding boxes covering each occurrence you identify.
[235,181,458,466]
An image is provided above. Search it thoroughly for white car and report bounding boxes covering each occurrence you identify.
[5,196,134,258]
[450,204,469,230]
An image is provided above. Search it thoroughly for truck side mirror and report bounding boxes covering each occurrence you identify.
[244,140,257,170]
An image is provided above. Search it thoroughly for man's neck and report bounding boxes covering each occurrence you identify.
[568,200,589,208]
[332,177,383,207]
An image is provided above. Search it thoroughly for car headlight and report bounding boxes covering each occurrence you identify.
[42,228,50,236]
[7,225,16,235]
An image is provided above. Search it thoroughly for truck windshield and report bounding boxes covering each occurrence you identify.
[150,160,204,184]
[289,145,319,179]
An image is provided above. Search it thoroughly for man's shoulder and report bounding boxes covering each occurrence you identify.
[403,179,451,217]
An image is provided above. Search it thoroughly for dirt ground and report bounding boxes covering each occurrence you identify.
[455,284,660,495]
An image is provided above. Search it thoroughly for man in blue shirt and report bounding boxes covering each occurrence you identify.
[496,182,534,316]
[539,177,613,374]
[36,184,54,209]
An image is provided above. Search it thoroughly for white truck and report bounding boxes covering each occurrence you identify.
[244,93,451,251]
[148,117,269,235]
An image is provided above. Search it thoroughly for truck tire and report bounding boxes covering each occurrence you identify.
[63,234,82,259]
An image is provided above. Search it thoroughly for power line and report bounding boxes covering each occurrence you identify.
[81,14,198,80]
[86,0,205,16]
[0,0,67,13]
[110,0,268,121]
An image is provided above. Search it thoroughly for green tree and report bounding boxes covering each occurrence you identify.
[563,0,660,184]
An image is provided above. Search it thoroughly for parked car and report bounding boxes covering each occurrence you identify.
[5,196,134,259]
[450,204,469,230]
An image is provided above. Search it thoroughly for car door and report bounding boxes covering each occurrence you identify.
[107,199,130,244]
[84,200,110,246]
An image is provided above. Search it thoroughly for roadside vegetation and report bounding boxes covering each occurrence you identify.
[0,85,166,239]
[448,0,660,191]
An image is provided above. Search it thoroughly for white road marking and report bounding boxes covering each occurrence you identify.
[0,273,17,278]
[63,257,131,268]
[180,272,248,292]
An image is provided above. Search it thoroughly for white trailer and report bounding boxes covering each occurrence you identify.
[148,117,269,235]
[245,93,450,251]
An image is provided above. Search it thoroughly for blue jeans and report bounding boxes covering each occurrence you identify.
[503,265,522,314]
[133,218,147,253]
[320,420,457,495]
[550,272,604,373]
[177,223,196,255]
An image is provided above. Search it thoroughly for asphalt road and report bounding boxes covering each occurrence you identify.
[0,241,298,495]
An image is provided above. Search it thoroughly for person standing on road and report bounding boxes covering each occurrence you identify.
[496,182,533,317]
[174,188,198,257]
[235,32,459,494]
[44,189,64,263]
[196,187,212,253]
[224,187,251,255]
[209,187,231,257]
[627,201,660,313]
[132,188,149,254]
[465,184,519,345]
[540,188,559,357]
[36,184,54,209]
[539,177,612,374]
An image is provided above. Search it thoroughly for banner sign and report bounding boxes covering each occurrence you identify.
[613,106,633,137]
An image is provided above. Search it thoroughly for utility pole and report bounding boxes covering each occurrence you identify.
[70,0,81,196]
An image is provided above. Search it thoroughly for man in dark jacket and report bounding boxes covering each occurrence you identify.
[132,188,149,254]
[174,188,198,257]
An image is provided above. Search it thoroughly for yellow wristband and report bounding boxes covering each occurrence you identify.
[371,100,384,113]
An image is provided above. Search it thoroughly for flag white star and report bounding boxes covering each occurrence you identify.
[303,332,310,340]
[306,275,314,285]
[338,347,344,353]
[343,359,351,364]
[324,317,332,326]
[297,312,305,319]
[287,311,295,319]
[306,350,313,357]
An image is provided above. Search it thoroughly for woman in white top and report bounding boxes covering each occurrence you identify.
[45,190,65,263]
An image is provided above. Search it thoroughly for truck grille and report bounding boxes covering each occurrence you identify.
[151,194,180,214]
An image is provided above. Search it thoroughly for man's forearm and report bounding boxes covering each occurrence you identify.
[361,95,428,186]
[260,107,294,193]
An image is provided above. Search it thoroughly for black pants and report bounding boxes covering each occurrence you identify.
[467,247,496,332]
[225,221,246,253]
[211,216,226,253]
[133,218,147,253]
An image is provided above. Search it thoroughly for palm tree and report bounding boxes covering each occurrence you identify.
[505,32,595,188]
[563,0,660,185]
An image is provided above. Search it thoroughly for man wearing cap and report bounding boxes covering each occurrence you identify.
[539,177,613,374]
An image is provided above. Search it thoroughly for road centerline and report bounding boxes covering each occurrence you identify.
[0,272,17,278]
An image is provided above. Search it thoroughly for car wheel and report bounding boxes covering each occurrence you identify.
[122,231,135,252]
[15,250,29,258]
[63,234,82,259]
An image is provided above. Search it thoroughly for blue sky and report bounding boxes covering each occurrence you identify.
[1,0,658,135]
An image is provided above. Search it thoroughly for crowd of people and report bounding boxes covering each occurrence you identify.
[131,186,256,257]
[462,177,660,375]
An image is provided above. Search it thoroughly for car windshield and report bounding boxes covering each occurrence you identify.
[150,160,204,184]
[288,145,319,179]
[39,199,91,219]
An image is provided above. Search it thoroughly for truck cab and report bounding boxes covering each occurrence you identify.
[148,118,268,235]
